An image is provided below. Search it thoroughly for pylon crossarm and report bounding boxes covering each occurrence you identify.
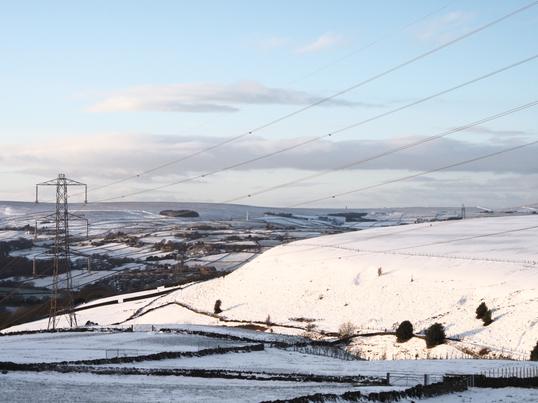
[35,212,57,222]
[67,212,87,221]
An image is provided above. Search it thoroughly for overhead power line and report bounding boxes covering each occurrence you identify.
[85,0,538,197]
[287,0,454,86]
[223,97,538,204]
[93,55,537,203]
[289,138,538,207]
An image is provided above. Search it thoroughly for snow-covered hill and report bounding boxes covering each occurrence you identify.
[6,215,538,358]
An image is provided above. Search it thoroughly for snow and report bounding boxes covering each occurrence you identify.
[186,252,257,272]
[0,331,243,363]
[100,346,538,379]
[28,270,119,289]
[1,326,536,402]
[132,215,538,357]
[0,371,386,403]
[416,387,538,402]
[5,216,538,360]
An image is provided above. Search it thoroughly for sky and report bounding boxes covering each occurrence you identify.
[0,0,536,208]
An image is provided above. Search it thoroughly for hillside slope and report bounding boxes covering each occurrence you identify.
[144,215,538,354]
[6,215,538,357]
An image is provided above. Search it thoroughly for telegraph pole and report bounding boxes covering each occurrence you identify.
[35,174,87,330]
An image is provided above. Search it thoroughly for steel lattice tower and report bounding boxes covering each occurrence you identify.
[36,174,87,330]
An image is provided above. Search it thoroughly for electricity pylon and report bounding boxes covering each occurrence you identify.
[35,174,87,330]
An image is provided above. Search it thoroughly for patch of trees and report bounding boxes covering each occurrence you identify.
[0,256,59,279]
[159,210,199,218]
[0,238,33,258]
[475,302,493,326]
[74,284,117,305]
[153,240,187,253]
[84,264,223,297]
[83,254,134,271]
[396,320,414,342]
[0,224,34,233]
[425,323,446,348]
[0,300,51,330]
[264,212,293,218]
[328,212,375,222]
[91,232,142,247]
[187,224,228,231]
[145,254,177,261]
[209,242,259,253]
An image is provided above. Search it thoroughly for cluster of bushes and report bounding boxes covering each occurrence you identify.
[338,321,356,338]
[425,323,446,348]
[153,240,187,253]
[475,302,493,326]
[91,231,142,247]
[396,320,446,348]
[396,320,413,342]
[0,238,33,258]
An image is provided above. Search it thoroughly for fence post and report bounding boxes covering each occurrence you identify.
[424,374,428,385]
[386,373,390,385]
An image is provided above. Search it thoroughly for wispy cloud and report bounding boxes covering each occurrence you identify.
[463,126,530,136]
[296,33,344,54]
[89,81,374,113]
[2,133,535,177]
[413,11,473,43]
[1,134,535,206]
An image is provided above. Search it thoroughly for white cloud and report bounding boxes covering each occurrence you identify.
[413,11,473,43]
[463,126,530,136]
[296,33,344,54]
[2,133,535,176]
[89,81,368,113]
[1,133,535,207]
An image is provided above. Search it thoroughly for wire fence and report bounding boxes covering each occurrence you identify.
[105,348,139,359]
[480,366,538,378]
[279,344,359,361]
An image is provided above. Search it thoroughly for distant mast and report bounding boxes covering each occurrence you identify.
[461,204,466,219]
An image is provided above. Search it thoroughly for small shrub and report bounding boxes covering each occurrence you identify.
[265,314,272,326]
[475,302,488,319]
[377,267,382,277]
[482,309,493,326]
[213,299,222,314]
[425,323,446,348]
[305,322,317,332]
[531,341,538,361]
[396,320,414,343]
[338,321,356,338]
[302,322,321,340]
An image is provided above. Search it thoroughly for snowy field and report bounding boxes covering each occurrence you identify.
[101,346,538,378]
[1,327,536,402]
[0,371,390,403]
[417,387,538,402]
[0,331,244,363]
[2,209,537,402]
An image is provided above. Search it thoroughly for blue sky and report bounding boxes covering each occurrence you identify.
[0,1,536,207]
